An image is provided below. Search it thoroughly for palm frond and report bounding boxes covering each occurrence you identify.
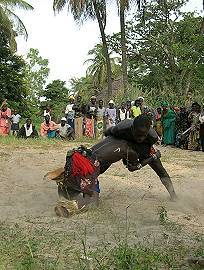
[0,6,17,51]
[6,7,28,39]
[0,0,33,10]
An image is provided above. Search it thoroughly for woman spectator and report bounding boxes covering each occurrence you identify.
[0,100,11,136]
[161,101,176,146]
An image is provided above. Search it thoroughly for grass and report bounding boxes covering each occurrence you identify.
[0,220,203,270]
[0,138,203,269]
[0,136,98,149]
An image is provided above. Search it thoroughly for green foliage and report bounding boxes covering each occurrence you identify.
[0,31,30,114]
[0,0,33,51]
[107,0,204,105]
[85,43,121,94]
[26,48,50,101]
[43,79,69,102]
[69,75,95,103]
[42,79,69,121]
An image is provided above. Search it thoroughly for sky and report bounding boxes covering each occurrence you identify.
[16,0,203,84]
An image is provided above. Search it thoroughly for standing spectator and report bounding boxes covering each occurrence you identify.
[131,99,141,118]
[65,96,75,129]
[155,107,163,138]
[18,119,38,139]
[10,110,21,135]
[40,115,58,138]
[96,100,105,139]
[161,101,176,146]
[0,100,11,136]
[188,102,201,151]
[118,102,126,122]
[73,96,84,138]
[85,96,97,138]
[126,101,132,119]
[175,107,189,149]
[138,96,145,112]
[44,106,52,120]
[199,106,204,152]
[57,117,75,140]
[105,100,117,128]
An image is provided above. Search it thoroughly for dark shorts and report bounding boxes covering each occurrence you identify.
[11,123,19,131]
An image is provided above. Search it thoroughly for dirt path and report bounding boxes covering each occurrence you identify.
[0,144,203,243]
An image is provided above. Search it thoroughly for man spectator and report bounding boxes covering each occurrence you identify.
[44,106,52,120]
[73,95,84,138]
[10,110,21,135]
[105,100,117,128]
[118,102,127,122]
[96,100,105,138]
[58,117,75,140]
[126,101,132,119]
[65,96,75,129]
[17,119,38,139]
[131,99,142,118]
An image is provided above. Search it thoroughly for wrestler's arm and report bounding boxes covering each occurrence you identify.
[126,150,161,171]
[148,158,177,200]
[104,119,133,137]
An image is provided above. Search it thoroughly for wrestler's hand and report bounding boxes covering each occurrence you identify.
[127,163,142,171]
[152,150,161,160]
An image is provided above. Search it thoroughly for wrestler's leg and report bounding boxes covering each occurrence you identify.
[148,159,177,200]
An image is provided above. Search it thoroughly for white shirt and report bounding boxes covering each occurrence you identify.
[65,104,75,119]
[11,114,21,124]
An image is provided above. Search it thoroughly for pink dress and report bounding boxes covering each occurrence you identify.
[0,108,11,135]
[40,121,58,137]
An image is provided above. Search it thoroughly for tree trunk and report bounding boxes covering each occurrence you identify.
[93,0,112,99]
[120,3,128,96]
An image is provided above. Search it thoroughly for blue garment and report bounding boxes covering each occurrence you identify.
[95,180,100,193]
[67,118,75,129]
[48,130,56,138]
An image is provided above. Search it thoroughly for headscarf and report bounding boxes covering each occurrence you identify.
[161,101,169,107]
[69,95,75,101]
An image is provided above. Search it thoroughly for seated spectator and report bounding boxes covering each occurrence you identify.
[17,119,38,139]
[57,117,75,140]
[40,115,58,138]
[10,109,21,135]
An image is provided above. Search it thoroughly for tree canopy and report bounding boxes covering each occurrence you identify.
[0,0,33,51]
[0,31,29,113]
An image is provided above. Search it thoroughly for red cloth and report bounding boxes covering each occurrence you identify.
[71,152,95,177]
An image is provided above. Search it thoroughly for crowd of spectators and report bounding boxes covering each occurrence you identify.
[0,97,203,152]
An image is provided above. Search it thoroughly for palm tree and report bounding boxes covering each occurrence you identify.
[53,0,113,98]
[118,0,144,96]
[0,0,33,51]
[85,43,120,94]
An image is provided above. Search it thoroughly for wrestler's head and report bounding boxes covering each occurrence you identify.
[132,115,151,143]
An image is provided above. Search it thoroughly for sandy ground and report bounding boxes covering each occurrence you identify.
[0,143,203,246]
